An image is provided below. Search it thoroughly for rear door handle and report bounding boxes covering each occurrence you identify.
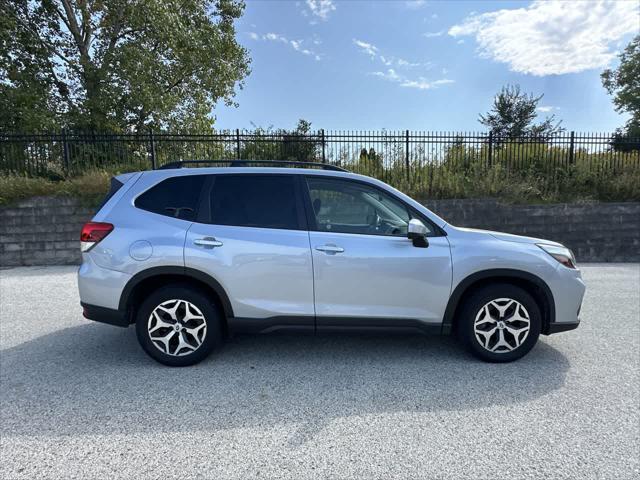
[315,244,344,254]
[194,237,223,248]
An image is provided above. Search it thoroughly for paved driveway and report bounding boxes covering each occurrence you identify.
[0,264,638,479]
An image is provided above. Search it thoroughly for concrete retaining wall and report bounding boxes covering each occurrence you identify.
[1,196,639,266]
[424,199,640,263]
[1,197,94,267]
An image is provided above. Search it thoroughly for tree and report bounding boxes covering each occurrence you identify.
[0,0,251,133]
[239,119,320,162]
[601,35,640,151]
[358,147,383,171]
[479,85,564,139]
[280,119,320,162]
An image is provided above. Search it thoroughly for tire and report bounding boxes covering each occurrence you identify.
[457,283,541,363]
[135,284,223,366]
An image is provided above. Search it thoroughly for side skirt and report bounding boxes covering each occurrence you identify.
[228,316,444,336]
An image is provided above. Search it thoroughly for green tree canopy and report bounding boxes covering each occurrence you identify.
[0,0,251,133]
[601,35,640,150]
[479,84,564,139]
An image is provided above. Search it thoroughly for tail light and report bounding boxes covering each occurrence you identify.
[80,222,114,252]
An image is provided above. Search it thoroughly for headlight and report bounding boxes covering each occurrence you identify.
[537,244,577,269]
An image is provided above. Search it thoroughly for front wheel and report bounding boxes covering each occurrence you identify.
[135,285,223,366]
[457,284,541,363]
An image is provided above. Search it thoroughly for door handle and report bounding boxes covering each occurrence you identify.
[315,244,344,254]
[194,237,223,248]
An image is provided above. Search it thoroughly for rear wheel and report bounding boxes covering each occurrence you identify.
[457,284,541,363]
[135,285,223,366]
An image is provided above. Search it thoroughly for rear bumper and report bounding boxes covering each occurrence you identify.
[78,254,131,310]
[546,320,580,334]
[81,302,129,328]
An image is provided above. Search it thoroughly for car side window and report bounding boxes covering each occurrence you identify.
[306,177,429,237]
[135,175,205,221]
[209,175,301,230]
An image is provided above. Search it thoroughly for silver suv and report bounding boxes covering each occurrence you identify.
[78,162,585,366]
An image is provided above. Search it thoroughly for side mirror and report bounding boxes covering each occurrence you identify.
[408,219,429,248]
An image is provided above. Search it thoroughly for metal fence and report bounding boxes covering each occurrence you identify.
[1,130,639,191]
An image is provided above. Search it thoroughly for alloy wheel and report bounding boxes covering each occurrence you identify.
[473,298,531,353]
[147,299,207,356]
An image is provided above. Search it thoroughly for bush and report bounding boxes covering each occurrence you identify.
[1,144,638,206]
[344,140,640,204]
[0,168,122,206]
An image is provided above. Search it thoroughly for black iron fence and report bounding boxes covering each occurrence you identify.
[1,130,639,196]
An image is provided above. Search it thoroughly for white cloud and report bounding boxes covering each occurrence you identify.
[305,0,336,20]
[397,58,421,68]
[448,0,640,76]
[252,33,321,60]
[370,69,401,82]
[370,69,453,91]
[537,106,558,113]
[353,39,378,57]
[401,78,454,90]
[405,0,427,9]
[423,31,444,38]
[355,41,427,69]
[264,32,288,43]
[290,40,316,58]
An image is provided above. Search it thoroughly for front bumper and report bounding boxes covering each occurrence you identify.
[544,263,586,334]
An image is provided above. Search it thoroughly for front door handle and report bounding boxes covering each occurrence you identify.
[315,244,344,254]
[194,237,223,248]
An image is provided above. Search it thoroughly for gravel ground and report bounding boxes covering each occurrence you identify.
[0,264,638,480]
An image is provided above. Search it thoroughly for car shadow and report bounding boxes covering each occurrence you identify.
[0,323,570,445]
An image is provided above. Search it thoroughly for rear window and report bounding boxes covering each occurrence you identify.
[210,175,301,230]
[135,175,205,221]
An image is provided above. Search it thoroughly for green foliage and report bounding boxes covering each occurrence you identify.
[240,119,322,161]
[342,141,640,204]
[0,0,250,133]
[2,143,639,207]
[0,161,148,205]
[601,35,640,150]
[357,148,383,172]
[0,170,110,206]
[2,127,638,206]
[479,85,564,139]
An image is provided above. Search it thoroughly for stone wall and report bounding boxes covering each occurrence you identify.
[424,199,640,263]
[0,197,94,267]
[1,196,639,267]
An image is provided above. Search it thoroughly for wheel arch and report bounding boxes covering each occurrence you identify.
[442,269,555,335]
[119,266,234,325]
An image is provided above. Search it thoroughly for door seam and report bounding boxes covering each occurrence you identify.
[306,230,318,333]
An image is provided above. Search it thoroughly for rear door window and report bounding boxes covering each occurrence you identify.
[135,175,206,221]
[209,175,302,230]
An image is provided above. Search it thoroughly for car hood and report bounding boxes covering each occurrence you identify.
[454,227,563,247]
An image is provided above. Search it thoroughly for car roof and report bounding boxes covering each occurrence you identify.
[140,166,363,180]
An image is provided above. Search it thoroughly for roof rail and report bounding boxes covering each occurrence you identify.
[157,159,348,172]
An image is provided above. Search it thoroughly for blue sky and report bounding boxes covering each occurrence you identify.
[213,0,640,132]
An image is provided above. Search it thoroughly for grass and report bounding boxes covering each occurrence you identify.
[349,144,640,204]
[1,150,639,207]
[0,171,113,207]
